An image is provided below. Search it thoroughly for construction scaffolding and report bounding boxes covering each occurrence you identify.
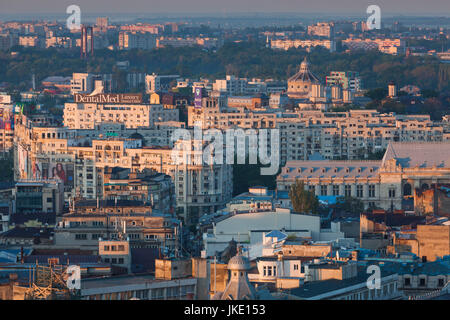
[24,263,78,300]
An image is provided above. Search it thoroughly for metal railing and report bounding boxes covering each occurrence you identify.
[408,280,450,300]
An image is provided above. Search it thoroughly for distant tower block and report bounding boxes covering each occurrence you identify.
[311,83,324,99]
[388,82,397,98]
[343,89,353,103]
[331,85,342,100]
[81,25,94,59]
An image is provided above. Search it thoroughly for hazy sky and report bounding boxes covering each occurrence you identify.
[0,0,449,15]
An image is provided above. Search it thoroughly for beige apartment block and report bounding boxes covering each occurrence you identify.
[63,102,178,129]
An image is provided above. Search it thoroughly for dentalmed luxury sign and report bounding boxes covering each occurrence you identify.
[74,93,143,104]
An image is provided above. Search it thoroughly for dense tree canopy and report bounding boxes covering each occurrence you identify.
[288,180,319,214]
[1,42,449,93]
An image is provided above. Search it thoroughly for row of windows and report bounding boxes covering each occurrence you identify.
[404,277,446,287]
[309,184,377,197]
[103,245,125,252]
[104,257,125,264]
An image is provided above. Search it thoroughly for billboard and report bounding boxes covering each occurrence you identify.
[0,95,11,104]
[32,160,42,180]
[194,87,202,109]
[18,144,28,179]
[41,162,74,188]
[0,106,14,130]
[74,93,142,104]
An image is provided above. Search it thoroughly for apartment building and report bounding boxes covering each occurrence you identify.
[307,22,334,38]
[70,73,115,95]
[102,167,175,213]
[156,37,219,49]
[189,104,444,163]
[63,101,179,129]
[271,39,336,52]
[342,38,406,55]
[80,274,197,300]
[118,31,157,50]
[145,74,180,93]
[213,75,248,96]
[18,35,42,48]
[54,209,177,251]
[326,71,362,92]
[14,114,232,224]
[14,180,64,214]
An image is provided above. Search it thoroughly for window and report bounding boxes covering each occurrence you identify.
[320,185,327,196]
[389,188,396,198]
[419,278,426,287]
[356,185,363,197]
[404,278,411,286]
[438,278,444,287]
[104,246,110,251]
[403,183,412,196]
[369,185,375,198]
[345,185,352,197]
[75,234,87,240]
[333,185,339,196]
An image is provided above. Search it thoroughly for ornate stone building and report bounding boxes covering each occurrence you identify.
[287,57,320,99]
[213,247,257,300]
[277,142,450,212]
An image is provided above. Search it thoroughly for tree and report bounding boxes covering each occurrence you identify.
[232,156,278,196]
[335,196,364,215]
[0,151,14,182]
[288,180,319,214]
[364,88,388,101]
[367,149,386,160]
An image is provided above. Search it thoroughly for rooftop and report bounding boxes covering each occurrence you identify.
[382,141,450,169]
[287,266,396,299]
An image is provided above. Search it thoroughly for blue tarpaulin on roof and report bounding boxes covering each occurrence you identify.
[318,195,339,205]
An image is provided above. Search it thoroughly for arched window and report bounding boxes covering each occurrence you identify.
[403,183,412,196]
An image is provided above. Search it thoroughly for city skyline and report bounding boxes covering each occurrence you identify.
[0,2,449,302]
[1,0,450,16]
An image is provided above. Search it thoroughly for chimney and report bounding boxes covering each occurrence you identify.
[20,246,24,264]
[9,273,18,283]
